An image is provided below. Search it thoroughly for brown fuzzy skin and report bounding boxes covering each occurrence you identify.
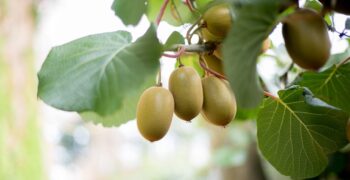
[136,87,174,142]
[203,54,224,75]
[201,76,237,126]
[282,9,331,70]
[203,4,232,38]
[320,0,350,15]
[169,67,203,121]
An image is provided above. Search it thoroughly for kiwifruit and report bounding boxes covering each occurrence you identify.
[203,4,232,38]
[282,9,331,70]
[320,0,350,15]
[136,87,174,142]
[201,76,237,126]
[201,28,224,42]
[202,54,224,75]
[169,66,203,121]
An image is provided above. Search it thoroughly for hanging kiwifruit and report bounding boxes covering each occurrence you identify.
[201,76,237,126]
[136,87,174,142]
[169,66,203,121]
[203,4,232,38]
[201,28,224,42]
[282,9,331,70]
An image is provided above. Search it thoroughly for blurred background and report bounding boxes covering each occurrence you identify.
[0,0,349,180]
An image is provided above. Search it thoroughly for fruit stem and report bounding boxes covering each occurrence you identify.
[199,55,227,79]
[162,46,186,58]
[263,91,278,100]
[156,0,170,26]
[186,17,203,44]
[157,69,162,87]
[185,0,195,12]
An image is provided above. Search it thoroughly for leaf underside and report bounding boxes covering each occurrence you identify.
[38,25,162,126]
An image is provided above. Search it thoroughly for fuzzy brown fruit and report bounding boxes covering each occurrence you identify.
[203,4,232,38]
[169,66,203,121]
[203,54,224,75]
[282,9,331,70]
[201,76,237,126]
[136,87,174,142]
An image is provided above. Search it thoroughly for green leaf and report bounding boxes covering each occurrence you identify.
[257,86,348,178]
[147,0,199,26]
[295,63,350,114]
[223,1,279,108]
[111,0,147,26]
[164,31,185,50]
[175,54,205,77]
[38,25,162,120]
[79,77,155,127]
[322,49,350,70]
[304,0,323,12]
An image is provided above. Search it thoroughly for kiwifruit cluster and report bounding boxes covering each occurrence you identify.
[136,66,237,142]
[198,4,270,75]
[282,8,331,70]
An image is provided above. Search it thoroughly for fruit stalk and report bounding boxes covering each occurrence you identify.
[156,0,170,25]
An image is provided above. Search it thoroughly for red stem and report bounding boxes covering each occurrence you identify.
[199,57,227,79]
[162,46,186,58]
[263,91,278,100]
[156,0,170,25]
[185,0,195,12]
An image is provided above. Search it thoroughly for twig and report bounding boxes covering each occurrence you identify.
[162,46,186,58]
[156,0,170,25]
[328,24,350,38]
[165,43,215,53]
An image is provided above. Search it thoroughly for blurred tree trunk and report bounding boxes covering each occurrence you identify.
[0,0,44,179]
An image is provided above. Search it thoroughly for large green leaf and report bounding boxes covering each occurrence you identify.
[295,63,350,114]
[111,0,147,25]
[257,86,348,178]
[164,31,185,50]
[223,1,280,108]
[38,25,162,120]
[147,0,199,26]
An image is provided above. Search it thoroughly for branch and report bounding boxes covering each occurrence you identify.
[165,43,216,53]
